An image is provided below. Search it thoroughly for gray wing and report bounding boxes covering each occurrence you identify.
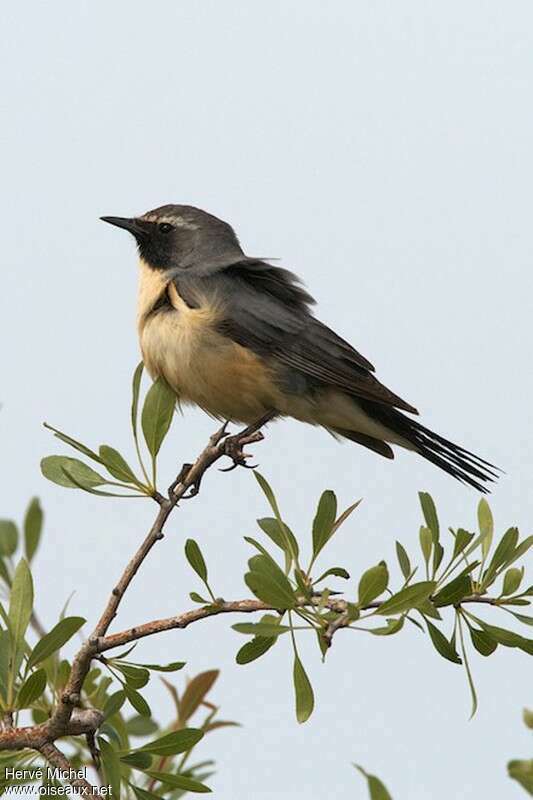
[177,260,418,414]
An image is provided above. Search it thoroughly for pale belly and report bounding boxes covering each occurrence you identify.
[140,307,284,423]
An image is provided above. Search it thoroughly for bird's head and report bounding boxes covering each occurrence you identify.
[100,204,244,274]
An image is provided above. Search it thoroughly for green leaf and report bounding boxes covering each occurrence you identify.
[16,669,47,708]
[501,567,524,597]
[120,752,152,769]
[0,630,10,698]
[232,622,291,637]
[245,555,296,609]
[458,615,478,718]
[131,786,162,800]
[433,575,472,608]
[115,663,150,689]
[0,521,18,557]
[257,518,299,562]
[99,445,139,484]
[43,423,104,464]
[395,541,411,580]
[126,716,159,737]
[483,527,519,586]
[330,500,361,536]
[179,670,218,723]
[355,765,393,800]
[137,728,204,756]
[469,627,497,657]
[131,362,144,437]
[358,564,389,607]
[419,492,439,542]
[141,376,176,457]
[190,592,209,604]
[40,456,107,489]
[138,661,185,673]
[103,691,126,720]
[23,499,43,562]
[143,771,211,794]
[432,542,444,576]
[313,567,350,583]
[376,581,436,616]
[508,759,533,794]
[185,539,208,584]
[98,737,122,799]
[28,617,85,668]
[452,529,475,561]
[507,536,533,569]
[367,617,404,636]
[254,473,299,565]
[293,653,314,723]
[254,471,283,518]
[312,490,337,560]
[425,620,462,664]
[419,526,432,568]
[8,559,34,669]
[124,685,151,717]
[523,709,533,729]
[477,498,494,559]
[236,635,277,665]
[0,558,10,587]
[470,618,527,649]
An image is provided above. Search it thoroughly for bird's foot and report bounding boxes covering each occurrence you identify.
[219,430,265,472]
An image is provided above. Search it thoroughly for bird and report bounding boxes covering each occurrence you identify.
[101,204,497,492]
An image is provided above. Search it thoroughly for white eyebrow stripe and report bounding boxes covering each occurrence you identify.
[141,213,199,230]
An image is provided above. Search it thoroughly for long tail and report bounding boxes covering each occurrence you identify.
[343,403,500,493]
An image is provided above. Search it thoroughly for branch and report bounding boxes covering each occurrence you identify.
[97,595,498,653]
[0,416,271,759]
[39,742,97,794]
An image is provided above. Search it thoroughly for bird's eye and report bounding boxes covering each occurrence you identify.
[159,222,173,234]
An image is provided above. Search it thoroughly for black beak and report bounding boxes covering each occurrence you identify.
[100,216,149,238]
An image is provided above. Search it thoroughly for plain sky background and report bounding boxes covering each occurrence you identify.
[2,2,533,798]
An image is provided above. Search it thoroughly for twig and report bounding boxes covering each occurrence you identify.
[0,416,272,770]
[98,595,498,653]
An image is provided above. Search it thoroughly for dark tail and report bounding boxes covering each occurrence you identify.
[358,403,500,493]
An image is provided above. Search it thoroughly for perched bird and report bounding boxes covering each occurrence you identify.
[101,205,497,492]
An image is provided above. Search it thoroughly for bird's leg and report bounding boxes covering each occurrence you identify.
[220,411,277,472]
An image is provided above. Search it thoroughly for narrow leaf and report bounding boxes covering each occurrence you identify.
[8,559,34,668]
[40,456,107,489]
[98,737,122,799]
[23,499,43,562]
[137,728,204,756]
[358,564,389,607]
[179,670,219,723]
[99,445,139,484]
[141,377,176,457]
[185,540,208,584]
[293,653,314,723]
[28,617,85,668]
[0,521,18,557]
[355,765,393,800]
[376,581,436,616]
[16,669,47,708]
[425,620,462,664]
[312,490,337,560]
[143,771,211,794]
[419,492,439,542]
[395,541,411,581]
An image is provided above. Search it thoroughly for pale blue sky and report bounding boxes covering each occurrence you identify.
[2,2,533,798]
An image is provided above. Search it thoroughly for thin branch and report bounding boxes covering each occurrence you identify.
[98,595,499,653]
[42,416,272,741]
